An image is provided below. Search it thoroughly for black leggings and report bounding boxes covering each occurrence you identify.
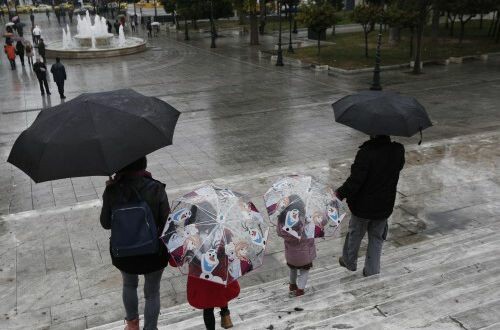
[203,306,229,330]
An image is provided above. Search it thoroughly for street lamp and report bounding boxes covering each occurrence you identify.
[276,0,284,66]
[370,0,384,91]
[154,0,158,20]
[210,0,216,48]
[287,3,293,53]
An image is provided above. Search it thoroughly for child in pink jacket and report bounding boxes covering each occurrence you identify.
[276,196,317,296]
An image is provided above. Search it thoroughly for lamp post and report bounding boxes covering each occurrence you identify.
[210,0,216,48]
[133,0,136,16]
[370,0,384,91]
[287,3,293,53]
[276,0,283,66]
[292,3,297,33]
[154,0,157,20]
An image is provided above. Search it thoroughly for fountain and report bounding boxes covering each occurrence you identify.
[46,11,146,59]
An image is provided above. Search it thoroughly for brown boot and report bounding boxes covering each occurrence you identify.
[124,318,139,330]
[220,311,233,329]
[289,283,298,292]
[295,289,305,297]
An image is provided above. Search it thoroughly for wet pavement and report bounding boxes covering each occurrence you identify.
[0,12,499,329]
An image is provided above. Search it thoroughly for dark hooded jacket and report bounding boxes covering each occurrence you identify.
[100,173,170,274]
[336,136,405,220]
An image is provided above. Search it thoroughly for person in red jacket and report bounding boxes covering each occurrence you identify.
[4,42,16,70]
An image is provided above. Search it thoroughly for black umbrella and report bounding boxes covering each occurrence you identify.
[8,89,180,183]
[332,91,432,140]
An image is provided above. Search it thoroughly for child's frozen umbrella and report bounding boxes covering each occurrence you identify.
[161,185,269,286]
[264,175,346,239]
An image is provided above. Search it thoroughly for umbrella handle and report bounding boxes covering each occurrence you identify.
[418,127,423,146]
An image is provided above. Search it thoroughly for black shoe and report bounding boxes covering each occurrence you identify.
[60,95,66,99]
[339,257,356,272]
[47,92,51,95]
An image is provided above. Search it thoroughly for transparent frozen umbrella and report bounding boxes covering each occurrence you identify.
[161,185,269,286]
[264,175,346,239]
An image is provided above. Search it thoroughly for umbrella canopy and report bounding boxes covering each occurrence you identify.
[161,186,269,285]
[332,91,432,137]
[8,89,180,183]
[264,175,346,239]
[6,22,15,26]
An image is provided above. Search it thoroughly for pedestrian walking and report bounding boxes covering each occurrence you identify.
[4,41,16,70]
[130,18,136,32]
[32,25,41,45]
[146,20,152,38]
[55,9,61,25]
[33,58,51,95]
[30,10,35,27]
[114,20,120,34]
[106,20,112,33]
[50,57,67,99]
[61,8,66,24]
[68,9,73,24]
[15,40,25,67]
[38,38,46,63]
[25,41,34,67]
[100,157,171,330]
[46,8,50,22]
[336,135,405,277]
[276,196,316,297]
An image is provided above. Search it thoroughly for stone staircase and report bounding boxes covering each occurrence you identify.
[89,222,500,330]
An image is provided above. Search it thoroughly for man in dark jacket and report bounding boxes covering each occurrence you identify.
[336,135,405,276]
[15,40,25,66]
[100,156,170,330]
[38,38,46,63]
[33,58,51,96]
[50,57,67,99]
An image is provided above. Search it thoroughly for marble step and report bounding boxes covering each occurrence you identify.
[447,299,500,330]
[198,235,500,324]
[88,224,500,330]
[155,234,500,329]
[226,242,500,329]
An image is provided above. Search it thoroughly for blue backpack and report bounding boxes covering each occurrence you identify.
[111,184,159,258]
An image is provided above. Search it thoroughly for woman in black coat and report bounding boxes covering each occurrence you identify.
[15,40,25,66]
[100,156,171,330]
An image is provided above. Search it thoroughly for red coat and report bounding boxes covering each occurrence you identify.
[169,258,240,309]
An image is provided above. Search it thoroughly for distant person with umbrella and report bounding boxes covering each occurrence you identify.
[50,57,67,99]
[68,9,73,24]
[33,58,51,95]
[38,38,46,63]
[332,91,432,277]
[4,40,16,70]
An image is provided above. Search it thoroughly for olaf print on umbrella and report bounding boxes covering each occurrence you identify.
[283,209,301,239]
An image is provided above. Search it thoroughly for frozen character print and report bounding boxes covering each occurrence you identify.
[311,211,326,238]
[304,215,316,239]
[235,241,253,275]
[226,242,241,280]
[327,204,345,227]
[200,248,224,283]
[245,225,267,249]
[168,224,201,264]
[283,209,301,239]
[244,202,264,224]
[167,208,192,226]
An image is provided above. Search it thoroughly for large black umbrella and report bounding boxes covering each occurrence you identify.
[332,91,432,138]
[8,89,180,183]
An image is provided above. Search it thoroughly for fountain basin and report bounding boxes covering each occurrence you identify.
[45,37,147,59]
[73,34,114,47]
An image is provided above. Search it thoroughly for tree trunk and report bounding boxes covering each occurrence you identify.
[409,27,415,59]
[493,13,500,39]
[317,36,321,56]
[450,15,456,37]
[496,20,500,43]
[238,11,245,25]
[249,12,259,45]
[459,20,465,44]
[389,27,400,45]
[445,12,449,29]
[259,1,266,35]
[364,28,369,57]
[431,7,440,40]
[184,18,189,40]
[331,25,336,37]
[413,23,424,74]
[193,19,198,30]
[479,14,483,30]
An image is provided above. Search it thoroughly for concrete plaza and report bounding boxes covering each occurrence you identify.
[0,12,499,329]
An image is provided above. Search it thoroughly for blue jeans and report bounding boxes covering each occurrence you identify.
[121,269,164,330]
